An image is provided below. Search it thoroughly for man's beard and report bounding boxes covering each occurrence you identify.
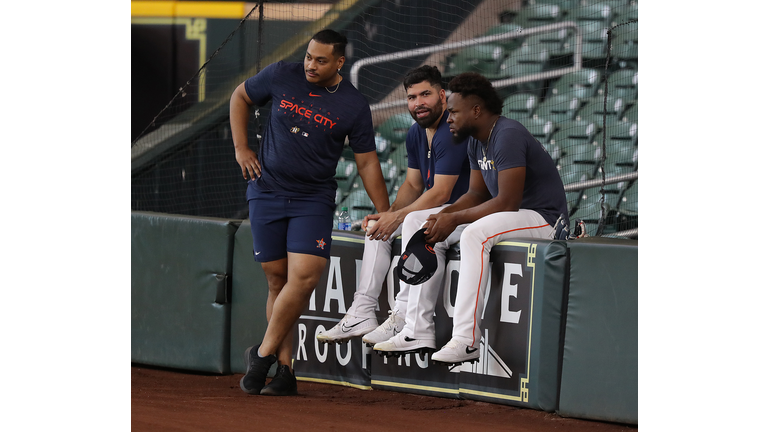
[452,125,476,143]
[410,103,444,128]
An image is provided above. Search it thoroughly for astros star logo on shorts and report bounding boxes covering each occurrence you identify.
[316,238,326,250]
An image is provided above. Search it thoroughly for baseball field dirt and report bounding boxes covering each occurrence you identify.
[132,365,638,431]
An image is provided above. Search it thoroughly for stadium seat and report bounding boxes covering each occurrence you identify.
[541,142,561,163]
[577,21,611,63]
[502,93,539,120]
[482,23,526,52]
[527,0,578,16]
[335,158,358,196]
[495,44,549,85]
[560,170,590,211]
[388,144,409,175]
[615,180,638,232]
[611,24,638,66]
[524,28,570,57]
[380,160,400,193]
[612,3,638,25]
[376,113,414,146]
[512,4,564,28]
[533,94,581,123]
[558,159,595,180]
[621,103,637,123]
[550,118,600,163]
[341,188,375,224]
[571,2,614,26]
[548,68,603,102]
[604,69,638,100]
[444,44,506,78]
[374,135,393,162]
[519,117,557,144]
[575,95,626,125]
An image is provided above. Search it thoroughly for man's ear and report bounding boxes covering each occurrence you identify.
[336,55,345,71]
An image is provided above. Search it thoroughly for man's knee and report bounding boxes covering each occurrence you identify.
[262,260,288,293]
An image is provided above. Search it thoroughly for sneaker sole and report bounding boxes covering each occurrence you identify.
[240,346,263,395]
[260,385,298,396]
[373,346,435,358]
[431,356,480,366]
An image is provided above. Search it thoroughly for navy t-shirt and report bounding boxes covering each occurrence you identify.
[468,116,569,226]
[406,110,471,204]
[243,61,376,203]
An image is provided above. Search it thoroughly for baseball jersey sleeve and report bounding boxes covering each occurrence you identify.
[243,62,281,106]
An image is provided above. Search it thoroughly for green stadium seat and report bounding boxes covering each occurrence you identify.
[611,24,638,66]
[483,23,526,52]
[612,3,638,25]
[572,2,614,26]
[376,113,414,146]
[548,68,603,102]
[519,117,557,144]
[534,94,581,123]
[604,69,638,100]
[341,188,375,224]
[527,0,578,16]
[621,103,637,123]
[502,93,539,120]
[335,158,358,195]
[575,95,626,125]
[542,142,561,163]
[374,135,393,162]
[388,144,409,175]
[495,44,549,84]
[615,180,638,232]
[558,160,595,180]
[551,118,600,146]
[444,44,506,78]
[512,4,564,28]
[380,160,400,193]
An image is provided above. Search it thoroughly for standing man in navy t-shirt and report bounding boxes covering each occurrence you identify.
[423,72,569,366]
[230,29,389,396]
[316,66,470,355]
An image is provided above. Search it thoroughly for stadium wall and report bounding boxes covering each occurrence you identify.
[131,211,637,424]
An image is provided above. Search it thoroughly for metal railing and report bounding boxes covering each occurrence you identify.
[350,21,583,113]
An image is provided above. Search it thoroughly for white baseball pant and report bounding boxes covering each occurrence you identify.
[399,206,466,341]
[450,209,554,348]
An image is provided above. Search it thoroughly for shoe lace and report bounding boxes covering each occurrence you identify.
[382,309,400,330]
[443,339,461,350]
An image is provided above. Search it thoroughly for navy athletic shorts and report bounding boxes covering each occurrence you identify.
[248,194,335,262]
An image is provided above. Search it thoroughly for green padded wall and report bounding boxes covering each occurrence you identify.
[229,221,272,374]
[131,211,240,374]
[557,237,638,424]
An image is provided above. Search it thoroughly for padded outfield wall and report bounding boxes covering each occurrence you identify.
[131,211,637,424]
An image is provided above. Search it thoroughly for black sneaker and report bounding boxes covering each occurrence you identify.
[260,364,298,396]
[239,345,277,395]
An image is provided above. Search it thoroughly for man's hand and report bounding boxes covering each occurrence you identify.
[424,212,458,244]
[235,147,261,180]
[365,211,402,241]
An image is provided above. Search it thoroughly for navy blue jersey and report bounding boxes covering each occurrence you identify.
[468,116,568,226]
[243,61,376,203]
[405,111,471,204]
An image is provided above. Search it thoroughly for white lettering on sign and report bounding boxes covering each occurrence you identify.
[314,325,329,362]
[336,340,352,366]
[500,262,522,324]
[297,323,308,361]
[324,256,347,313]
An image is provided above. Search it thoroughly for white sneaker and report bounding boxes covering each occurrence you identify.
[373,332,435,354]
[361,310,405,346]
[316,314,379,343]
[431,338,480,364]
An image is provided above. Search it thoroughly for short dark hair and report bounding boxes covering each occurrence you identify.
[311,29,347,58]
[447,72,503,115]
[403,65,443,91]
